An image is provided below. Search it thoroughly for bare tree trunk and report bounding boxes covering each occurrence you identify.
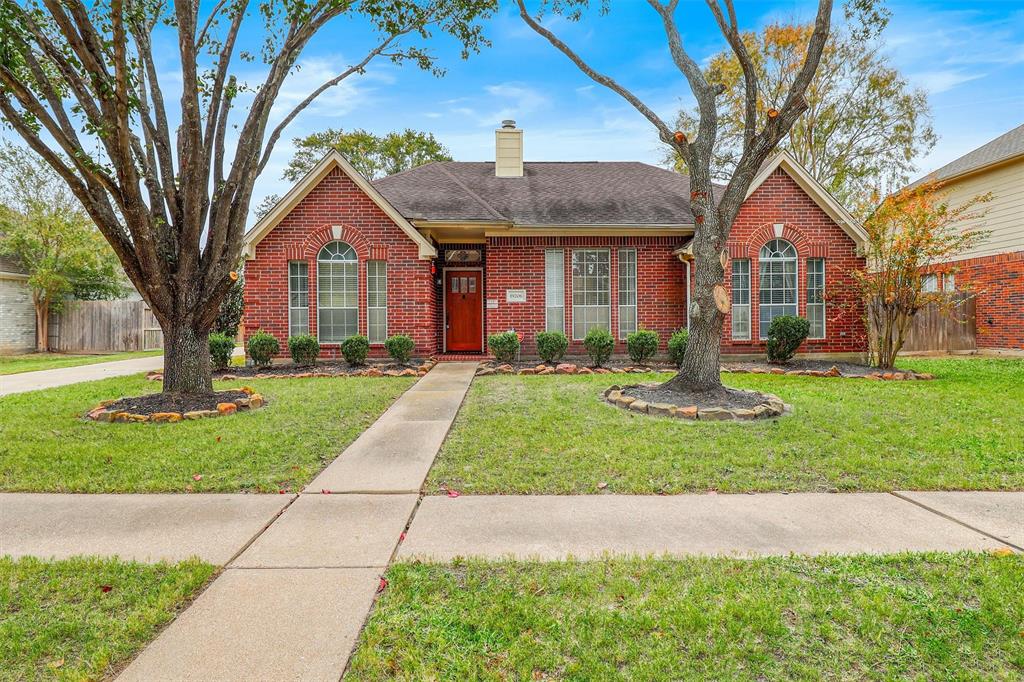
[34,298,49,352]
[161,320,213,394]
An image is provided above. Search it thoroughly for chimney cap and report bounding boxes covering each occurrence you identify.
[501,119,517,129]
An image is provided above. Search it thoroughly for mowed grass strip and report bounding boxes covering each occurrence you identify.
[0,350,162,376]
[0,374,414,493]
[347,553,1024,681]
[428,358,1024,494]
[0,556,214,682]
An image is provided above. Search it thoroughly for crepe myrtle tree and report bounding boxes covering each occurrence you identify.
[517,0,881,393]
[0,0,494,394]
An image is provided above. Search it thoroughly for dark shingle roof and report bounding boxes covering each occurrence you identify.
[373,161,715,225]
[910,123,1024,186]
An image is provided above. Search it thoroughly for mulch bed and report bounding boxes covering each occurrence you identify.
[624,384,767,410]
[206,359,430,380]
[477,360,675,376]
[604,382,786,421]
[723,359,933,380]
[102,390,250,415]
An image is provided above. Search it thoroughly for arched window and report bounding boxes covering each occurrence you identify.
[758,238,797,339]
[317,241,358,343]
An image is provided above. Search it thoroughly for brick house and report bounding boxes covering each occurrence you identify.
[242,122,867,360]
[908,123,1024,351]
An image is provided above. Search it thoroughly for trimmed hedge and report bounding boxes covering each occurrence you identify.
[766,315,810,364]
[583,327,615,367]
[341,335,370,365]
[385,335,415,364]
[208,333,235,370]
[247,330,280,368]
[626,329,659,365]
[488,331,521,363]
[288,334,320,366]
[535,331,568,363]
[667,328,689,368]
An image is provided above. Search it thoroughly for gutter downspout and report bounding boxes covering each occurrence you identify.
[683,259,691,332]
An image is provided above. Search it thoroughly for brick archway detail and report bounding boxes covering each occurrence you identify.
[742,222,828,260]
[288,224,372,261]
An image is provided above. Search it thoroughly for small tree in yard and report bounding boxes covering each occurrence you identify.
[0,143,127,351]
[0,0,494,394]
[516,0,883,396]
[855,179,990,369]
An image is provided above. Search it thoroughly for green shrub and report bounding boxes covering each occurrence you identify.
[583,327,615,367]
[385,335,415,364]
[667,328,689,368]
[247,330,280,368]
[626,329,659,365]
[535,331,568,363]
[340,335,369,365]
[766,315,810,364]
[487,331,520,363]
[288,334,320,366]
[208,333,235,370]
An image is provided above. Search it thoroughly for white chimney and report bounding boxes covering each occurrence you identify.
[495,120,523,177]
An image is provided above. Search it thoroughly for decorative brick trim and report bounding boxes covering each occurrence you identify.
[300,224,371,260]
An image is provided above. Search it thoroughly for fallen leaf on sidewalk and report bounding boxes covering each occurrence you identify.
[321,489,331,494]
[399,532,406,542]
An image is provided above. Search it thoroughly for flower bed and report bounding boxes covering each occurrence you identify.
[603,383,788,421]
[85,386,266,423]
[476,362,675,377]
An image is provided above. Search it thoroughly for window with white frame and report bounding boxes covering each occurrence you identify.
[922,273,938,292]
[731,259,750,340]
[807,258,825,339]
[367,260,387,344]
[544,250,564,332]
[288,261,309,337]
[943,272,956,291]
[571,249,610,339]
[618,249,637,338]
[758,239,798,339]
[317,241,358,343]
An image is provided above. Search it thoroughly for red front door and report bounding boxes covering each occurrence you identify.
[445,270,483,352]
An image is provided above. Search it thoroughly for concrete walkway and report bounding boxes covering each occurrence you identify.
[117,362,478,681]
[0,354,164,396]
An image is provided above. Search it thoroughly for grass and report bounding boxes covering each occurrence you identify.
[0,351,162,376]
[0,555,214,681]
[428,357,1024,494]
[0,374,414,493]
[347,553,1024,680]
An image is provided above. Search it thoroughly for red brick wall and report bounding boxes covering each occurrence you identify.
[943,250,1024,349]
[485,236,686,356]
[243,167,436,358]
[722,167,867,355]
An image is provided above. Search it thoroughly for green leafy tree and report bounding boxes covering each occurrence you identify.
[0,143,127,351]
[0,0,494,394]
[664,19,934,207]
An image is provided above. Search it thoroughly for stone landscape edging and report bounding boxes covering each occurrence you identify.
[145,360,436,383]
[723,366,934,380]
[85,386,266,423]
[602,383,789,422]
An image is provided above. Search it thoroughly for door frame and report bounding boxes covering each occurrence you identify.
[442,266,484,353]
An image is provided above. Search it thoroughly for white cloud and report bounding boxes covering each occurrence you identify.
[908,70,984,95]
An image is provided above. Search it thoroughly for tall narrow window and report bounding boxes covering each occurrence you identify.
[317,241,358,343]
[367,260,387,344]
[758,239,798,339]
[618,249,637,338]
[922,273,938,292]
[731,259,750,340]
[571,249,610,339]
[807,258,825,339]
[288,261,309,337]
[943,272,956,291]
[544,250,564,332]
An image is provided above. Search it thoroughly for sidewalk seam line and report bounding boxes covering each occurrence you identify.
[889,491,1023,552]
[223,494,300,567]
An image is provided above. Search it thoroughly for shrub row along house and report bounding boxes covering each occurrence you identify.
[242,122,868,360]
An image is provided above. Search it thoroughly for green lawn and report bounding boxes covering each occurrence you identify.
[347,553,1024,680]
[0,374,414,493]
[428,358,1024,494]
[0,556,214,681]
[0,350,162,376]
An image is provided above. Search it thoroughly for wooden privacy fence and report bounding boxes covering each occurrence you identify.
[48,299,164,352]
[896,294,977,353]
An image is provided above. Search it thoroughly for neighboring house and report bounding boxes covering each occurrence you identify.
[0,255,36,353]
[908,123,1024,351]
[242,122,867,360]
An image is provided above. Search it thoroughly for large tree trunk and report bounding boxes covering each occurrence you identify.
[161,320,213,394]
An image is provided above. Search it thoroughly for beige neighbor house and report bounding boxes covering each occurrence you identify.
[908,123,1024,351]
[0,255,36,353]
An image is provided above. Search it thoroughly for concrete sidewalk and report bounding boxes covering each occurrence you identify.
[399,492,1022,561]
[0,354,164,396]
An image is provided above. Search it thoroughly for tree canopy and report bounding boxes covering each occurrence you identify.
[664,18,935,207]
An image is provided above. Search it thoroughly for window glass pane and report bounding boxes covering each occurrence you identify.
[617,249,637,338]
[317,242,358,343]
[943,273,955,291]
[731,259,750,340]
[288,261,309,336]
[758,239,798,339]
[571,249,610,339]
[545,250,564,333]
[807,258,825,340]
[923,274,938,292]
[367,260,386,344]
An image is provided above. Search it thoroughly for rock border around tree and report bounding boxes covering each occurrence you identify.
[85,387,266,424]
[603,383,790,421]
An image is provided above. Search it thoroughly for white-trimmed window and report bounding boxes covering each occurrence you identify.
[571,249,610,340]
[317,241,358,343]
[923,273,939,292]
[288,261,309,337]
[759,238,798,339]
[807,258,825,339]
[367,260,387,344]
[618,248,637,339]
[731,259,750,340]
[544,249,565,332]
[943,272,956,291]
